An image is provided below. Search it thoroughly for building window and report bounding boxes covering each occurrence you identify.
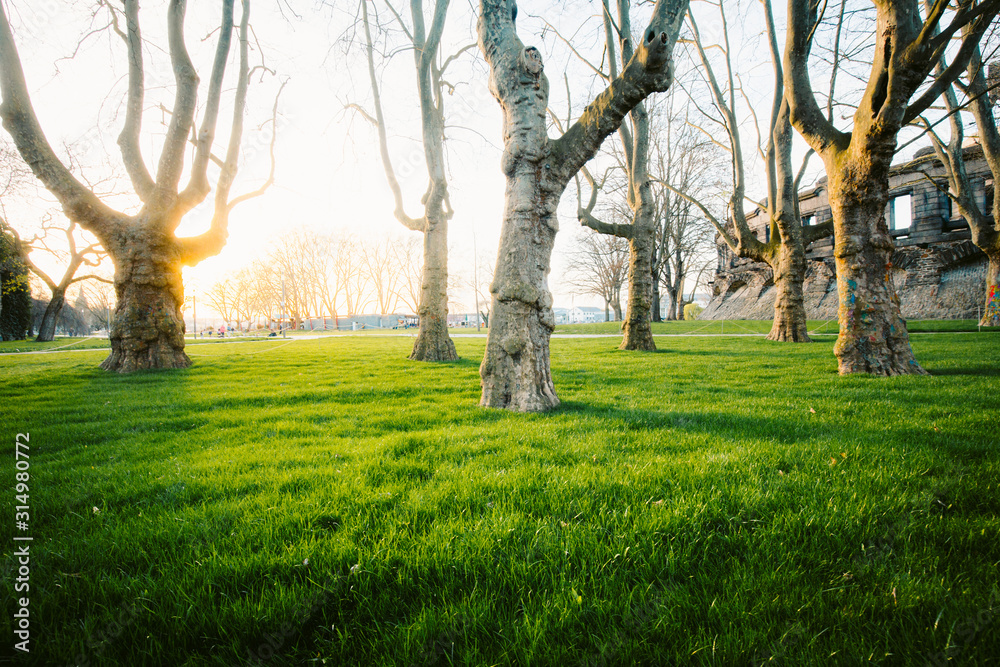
[888,194,912,232]
[802,215,814,227]
[986,178,994,214]
[764,225,771,243]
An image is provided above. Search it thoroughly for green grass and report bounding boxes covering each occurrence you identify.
[553,318,995,335]
[1,335,998,666]
[0,335,291,355]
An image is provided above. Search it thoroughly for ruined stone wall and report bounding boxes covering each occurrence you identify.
[701,146,990,321]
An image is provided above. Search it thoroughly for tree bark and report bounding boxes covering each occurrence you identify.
[410,214,457,360]
[620,205,655,349]
[983,250,1000,326]
[766,238,810,342]
[1,0,270,372]
[35,287,66,342]
[100,228,189,372]
[651,269,662,321]
[478,164,563,411]
[827,156,924,375]
[357,0,457,362]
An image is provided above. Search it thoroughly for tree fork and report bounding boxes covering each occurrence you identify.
[477,0,687,411]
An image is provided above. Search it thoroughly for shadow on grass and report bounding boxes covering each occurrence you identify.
[926,367,1000,377]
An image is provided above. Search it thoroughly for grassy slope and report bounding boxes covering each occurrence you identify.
[1,335,998,666]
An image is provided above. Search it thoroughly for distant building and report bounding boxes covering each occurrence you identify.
[567,306,605,323]
[448,313,483,328]
[702,143,989,320]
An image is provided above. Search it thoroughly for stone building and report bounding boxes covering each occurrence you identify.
[701,143,989,321]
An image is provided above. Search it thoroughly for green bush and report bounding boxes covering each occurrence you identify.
[683,302,703,320]
[1,223,31,341]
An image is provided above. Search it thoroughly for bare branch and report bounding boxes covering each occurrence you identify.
[177,0,237,212]
[155,0,201,194]
[358,0,422,231]
[0,5,123,237]
[116,0,156,202]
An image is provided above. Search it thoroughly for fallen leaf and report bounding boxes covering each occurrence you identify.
[809,407,816,414]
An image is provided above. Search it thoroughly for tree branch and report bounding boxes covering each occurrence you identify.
[0,5,123,238]
[359,0,423,231]
[549,0,687,186]
[116,0,156,202]
[155,0,200,196]
[177,0,236,213]
[803,219,834,245]
[781,0,849,155]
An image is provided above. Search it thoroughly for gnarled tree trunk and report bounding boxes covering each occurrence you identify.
[101,228,189,372]
[477,0,685,410]
[827,155,924,375]
[1,0,275,373]
[479,148,563,411]
[767,235,811,342]
[783,0,998,374]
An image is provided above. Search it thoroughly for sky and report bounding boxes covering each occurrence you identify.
[0,0,950,320]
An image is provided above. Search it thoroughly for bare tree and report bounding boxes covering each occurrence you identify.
[338,234,370,317]
[361,235,403,316]
[647,97,726,321]
[352,0,461,360]
[923,25,1000,326]
[206,278,239,330]
[670,1,833,341]
[561,0,663,350]
[477,0,688,412]
[0,0,279,372]
[13,218,111,341]
[563,227,629,322]
[396,235,424,316]
[783,0,1000,374]
[82,275,116,333]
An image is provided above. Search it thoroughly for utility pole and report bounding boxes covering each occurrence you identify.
[193,289,197,339]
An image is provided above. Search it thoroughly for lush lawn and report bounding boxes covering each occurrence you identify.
[1,335,998,666]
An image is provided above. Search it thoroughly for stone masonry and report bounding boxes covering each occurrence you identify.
[701,144,989,322]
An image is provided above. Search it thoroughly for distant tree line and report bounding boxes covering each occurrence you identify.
[202,229,429,331]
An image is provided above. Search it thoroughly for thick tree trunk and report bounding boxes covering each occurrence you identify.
[982,251,1000,327]
[100,232,189,373]
[410,215,457,361]
[620,212,656,350]
[479,167,561,411]
[766,241,811,342]
[35,287,66,342]
[604,301,610,322]
[828,161,926,376]
[477,0,685,411]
